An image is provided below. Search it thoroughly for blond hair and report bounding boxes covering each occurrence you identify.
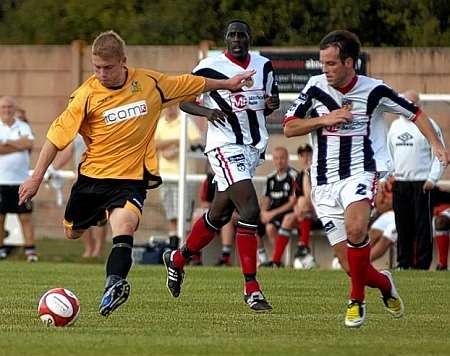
[92,30,126,59]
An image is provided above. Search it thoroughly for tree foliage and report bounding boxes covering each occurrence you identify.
[0,0,449,46]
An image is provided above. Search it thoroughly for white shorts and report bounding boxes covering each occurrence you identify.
[206,144,262,192]
[311,171,377,246]
[371,210,397,243]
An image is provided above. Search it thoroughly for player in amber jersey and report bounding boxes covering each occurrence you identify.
[18,30,257,317]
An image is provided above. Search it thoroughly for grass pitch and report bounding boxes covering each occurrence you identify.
[1,243,449,355]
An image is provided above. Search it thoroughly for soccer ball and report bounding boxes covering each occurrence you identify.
[293,254,317,270]
[38,288,80,327]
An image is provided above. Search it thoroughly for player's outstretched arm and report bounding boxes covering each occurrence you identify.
[203,70,256,92]
[180,101,227,128]
[284,108,353,137]
[414,112,449,167]
[18,139,59,205]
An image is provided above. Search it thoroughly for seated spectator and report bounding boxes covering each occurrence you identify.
[433,204,450,271]
[260,146,303,267]
[292,143,318,264]
[369,177,397,263]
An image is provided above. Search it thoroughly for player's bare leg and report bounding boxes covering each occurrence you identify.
[18,213,38,262]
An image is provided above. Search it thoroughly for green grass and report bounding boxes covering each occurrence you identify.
[0,253,449,356]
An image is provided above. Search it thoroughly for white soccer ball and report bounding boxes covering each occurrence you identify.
[331,257,342,270]
[293,254,317,270]
[38,288,80,327]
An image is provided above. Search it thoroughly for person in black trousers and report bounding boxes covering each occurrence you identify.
[387,90,446,269]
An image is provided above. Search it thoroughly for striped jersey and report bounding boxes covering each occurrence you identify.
[193,52,278,154]
[284,74,420,186]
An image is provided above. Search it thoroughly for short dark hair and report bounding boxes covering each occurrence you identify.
[224,19,252,38]
[297,143,313,155]
[319,30,360,67]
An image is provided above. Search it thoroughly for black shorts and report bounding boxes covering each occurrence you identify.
[0,185,33,214]
[64,174,147,231]
[269,211,292,228]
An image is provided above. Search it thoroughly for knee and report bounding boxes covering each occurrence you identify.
[237,205,260,225]
[207,211,232,229]
[346,222,367,244]
[65,227,84,240]
[119,222,137,235]
[434,216,450,231]
[281,214,295,229]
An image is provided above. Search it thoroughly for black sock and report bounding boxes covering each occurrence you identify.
[24,245,36,253]
[244,274,256,283]
[106,235,133,282]
[180,245,194,260]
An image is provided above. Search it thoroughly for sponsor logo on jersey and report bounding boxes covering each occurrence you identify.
[396,132,414,146]
[322,115,368,136]
[270,191,286,199]
[103,100,148,125]
[230,90,265,112]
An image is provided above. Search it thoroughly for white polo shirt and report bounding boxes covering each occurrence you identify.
[0,118,34,184]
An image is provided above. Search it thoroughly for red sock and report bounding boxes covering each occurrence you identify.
[172,250,186,269]
[272,235,289,264]
[173,215,216,269]
[236,226,257,275]
[436,234,450,267]
[186,215,216,252]
[365,264,391,295]
[244,280,261,295]
[347,242,370,302]
[299,218,312,247]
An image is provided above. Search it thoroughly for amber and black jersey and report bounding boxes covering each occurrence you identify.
[47,67,205,187]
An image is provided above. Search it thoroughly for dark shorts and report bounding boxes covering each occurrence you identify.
[64,174,147,231]
[269,211,292,228]
[0,185,33,214]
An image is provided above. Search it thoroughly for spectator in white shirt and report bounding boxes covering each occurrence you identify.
[0,96,37,261]
[386,90,446,269]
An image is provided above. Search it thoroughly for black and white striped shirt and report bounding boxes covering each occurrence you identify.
[193,52,277,153]
[285,74,420,186]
